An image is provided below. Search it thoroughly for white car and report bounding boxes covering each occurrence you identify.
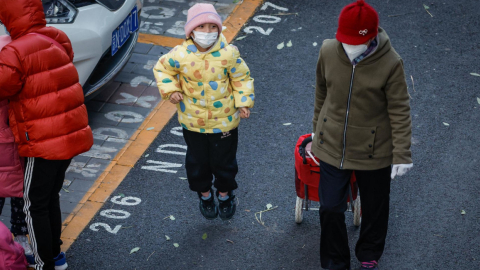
[1,0,143,98]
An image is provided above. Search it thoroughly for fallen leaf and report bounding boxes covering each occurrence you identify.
[147,251,155,261]
[461,210,466,215]
[277,42,285,50]
[283,123,291,126]
[423,4,433,17]
[118,193,125,197]
[62,188,70,193]
[179,177,187,180]
[286,40,292,47]
[477,97,480,104]
[245,209,251,212]
[173,243,179,248]
[170,215,175,221]
[202,233,207,240]
[144,154,150,158]
[266,203,273,209]
[255,206,278,227]
[443,122,449,126]
[313,42,318,46]
[235,36,246,41]
[165,235,170,241]
[471,73,480,77]
[130,247,140,254]
[146,127,154,131]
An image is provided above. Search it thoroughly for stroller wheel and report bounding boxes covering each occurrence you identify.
[353,195,361,226]
[295,196,304,224]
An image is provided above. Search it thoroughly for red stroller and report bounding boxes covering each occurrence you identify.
[294,134,361,225]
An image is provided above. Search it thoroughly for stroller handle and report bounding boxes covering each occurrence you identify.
[299,136,313,164]
[301,136,313,149]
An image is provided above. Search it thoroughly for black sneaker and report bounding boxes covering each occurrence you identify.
[217,191,236,220]
[198,192,218,220]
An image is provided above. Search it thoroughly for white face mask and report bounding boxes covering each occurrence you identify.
[192,30,218,49]
[342,43,368,62]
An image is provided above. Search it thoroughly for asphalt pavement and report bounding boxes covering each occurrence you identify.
[67,0,480,269]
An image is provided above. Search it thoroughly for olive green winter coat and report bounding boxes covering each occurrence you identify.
[312,28,412,170]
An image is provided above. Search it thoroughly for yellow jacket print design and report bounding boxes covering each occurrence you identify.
[153,34,255,133]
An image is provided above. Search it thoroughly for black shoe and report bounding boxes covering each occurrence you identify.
[217,191,236,220]
[198,192,218,220]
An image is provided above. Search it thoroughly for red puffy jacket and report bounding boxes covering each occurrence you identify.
[0,0,93,160]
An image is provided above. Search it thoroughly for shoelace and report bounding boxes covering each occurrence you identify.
[361,260,378,269]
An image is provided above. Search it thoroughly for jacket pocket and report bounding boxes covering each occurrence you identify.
[317,116,344,158]
[344,125,377,159]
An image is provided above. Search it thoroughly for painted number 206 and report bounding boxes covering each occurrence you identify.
[89,196,142,234]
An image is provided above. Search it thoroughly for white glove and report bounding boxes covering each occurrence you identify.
[311,133,315,139]
[391,163,413,179]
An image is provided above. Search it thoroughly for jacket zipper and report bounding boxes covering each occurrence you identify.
[340,65,355,169]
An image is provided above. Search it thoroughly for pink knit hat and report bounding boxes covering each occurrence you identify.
[184,3,222,38]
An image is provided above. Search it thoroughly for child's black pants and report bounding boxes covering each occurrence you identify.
[182,128,238,193]
[23,157,71,270]
[318,161,391,270]
[0,197,28,236]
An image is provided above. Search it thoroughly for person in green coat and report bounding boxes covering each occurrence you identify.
[311,1,413,269]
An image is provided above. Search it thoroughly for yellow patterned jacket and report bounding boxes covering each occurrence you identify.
[153,34,254,133]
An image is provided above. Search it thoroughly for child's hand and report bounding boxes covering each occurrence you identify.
[239,107,250,119]
[169,92,183,104]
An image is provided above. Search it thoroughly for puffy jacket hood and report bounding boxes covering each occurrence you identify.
[0,0,46,40]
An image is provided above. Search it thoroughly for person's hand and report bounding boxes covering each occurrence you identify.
[239,107,250,119]
[169,92,183,104]
[391,163,413,179]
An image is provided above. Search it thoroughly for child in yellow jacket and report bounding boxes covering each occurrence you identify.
[153,3,254,220]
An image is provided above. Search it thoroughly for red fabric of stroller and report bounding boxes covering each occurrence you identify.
[294,134,357,202]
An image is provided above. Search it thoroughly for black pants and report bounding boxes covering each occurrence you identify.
[0,197,28,236]
[319,161,391,270]
[183,128,238,193]
[23,157,72,270]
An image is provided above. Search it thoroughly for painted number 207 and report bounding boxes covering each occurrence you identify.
[89,196,142,235]
[243,2,288,36]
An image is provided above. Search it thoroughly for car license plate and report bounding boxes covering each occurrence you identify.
[111,6,139,56]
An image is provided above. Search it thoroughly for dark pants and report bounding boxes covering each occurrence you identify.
[23,157,72,270]
[183,128,238,193]
[0,197,28,236]
[319,161,391,270]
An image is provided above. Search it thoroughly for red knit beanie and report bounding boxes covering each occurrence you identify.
[336,0,379,45]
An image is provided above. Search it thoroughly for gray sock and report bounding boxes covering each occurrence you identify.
[218,194,229,201]
[201,193,212,200]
